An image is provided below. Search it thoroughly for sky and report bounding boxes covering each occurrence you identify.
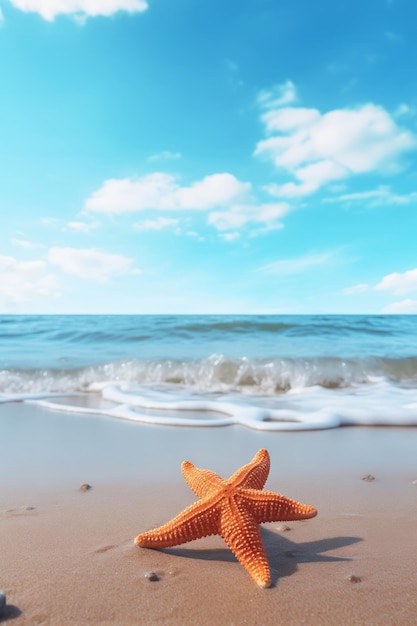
[1,0,417,314]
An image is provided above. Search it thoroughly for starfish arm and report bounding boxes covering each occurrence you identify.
[227,448,270,490]
[240,489,318,524]
[220,503,272,588]
[181,461,224,498]
[135,497,221,549]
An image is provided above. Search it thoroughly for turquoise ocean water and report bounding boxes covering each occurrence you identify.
[1,314,417,431]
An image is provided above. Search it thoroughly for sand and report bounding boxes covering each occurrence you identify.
[1,401,417,625]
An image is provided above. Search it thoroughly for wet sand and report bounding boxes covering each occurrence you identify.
[1,402,417,625]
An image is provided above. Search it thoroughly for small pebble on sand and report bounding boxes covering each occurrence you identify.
[347,575,362,584]
[277,523,291,532]
[144,571,159,582]
[362,474,375,482]
[79,483,92,492]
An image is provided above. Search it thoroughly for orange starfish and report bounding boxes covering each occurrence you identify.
[135,448,317,587]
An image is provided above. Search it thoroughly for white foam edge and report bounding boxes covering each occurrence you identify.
[25,398,234,427]
[4,382,417,431]
[22,385,342,431]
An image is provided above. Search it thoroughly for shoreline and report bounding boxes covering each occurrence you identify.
[2,403,417,624]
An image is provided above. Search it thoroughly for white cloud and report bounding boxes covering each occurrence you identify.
[47,247,138,281]
[267,160,346,197]
[343,283,370,295]
[176,174,251,210]
[7,0,148,21]
[134,217,179,231]
[208,202,289,231]
[375,268,417,295]
[0,8,4,21]
[86,172,251,215]
[87,171,292,233]
[208,208,247,230]
[257,251,334,275]
[312,105,414,173]
[383,299,417,314]
[148,151,182,162]
[86,174,175,213]
[255,83,417,198]
[0,255,59,306]
[261,107,320,134]
[66,221,98,233]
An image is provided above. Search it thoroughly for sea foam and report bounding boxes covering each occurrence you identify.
[1,378,416,431]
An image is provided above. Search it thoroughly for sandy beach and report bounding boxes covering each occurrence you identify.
[1,401,417,625]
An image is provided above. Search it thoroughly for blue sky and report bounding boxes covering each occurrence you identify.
[1,0,417,314]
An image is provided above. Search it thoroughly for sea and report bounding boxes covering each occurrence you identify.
[1,314,417,431]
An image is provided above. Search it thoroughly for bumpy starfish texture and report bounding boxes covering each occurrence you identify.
[134,448,317,587]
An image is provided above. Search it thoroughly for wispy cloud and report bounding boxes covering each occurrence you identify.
[47,247,139,281]
[327,186,417,207]
[12,237,42,249]
[385,31,404,44]
[255,81,417,198]
[221,232,240,242]
[394,103,416,118]
[208,202,289,232]
[40,217,60,228]
[223,58,244,89]
[65,221,98,234]
[257,80,297,109]
[7,0,148,21]
[133,217,179,231]
[343,283,370,296]
[148,151,182,162]
[257,251,335,275]
[326,62,348,74]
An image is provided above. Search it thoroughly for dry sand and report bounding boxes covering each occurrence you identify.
[1,402,417,625]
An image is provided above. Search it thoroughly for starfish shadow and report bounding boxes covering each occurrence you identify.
[0,605,22,622]
[161,529,362,588]
[261,528,362,587]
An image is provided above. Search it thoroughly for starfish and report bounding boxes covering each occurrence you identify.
[134,448,317,587]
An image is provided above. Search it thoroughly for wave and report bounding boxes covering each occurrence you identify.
[1,354,417,395]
